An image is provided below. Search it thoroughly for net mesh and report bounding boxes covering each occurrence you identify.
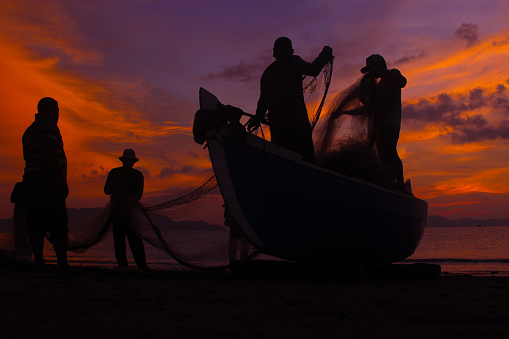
[313,75,391,185]
[304,59,334,131]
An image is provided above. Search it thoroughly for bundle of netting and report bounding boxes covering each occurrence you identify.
[314,76,391,186]
[145,174,220,219]
[64,174,258,271]
[304,59,334,130]
[67,195,222,271]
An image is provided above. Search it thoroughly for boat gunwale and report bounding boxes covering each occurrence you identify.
[210,124,428,208]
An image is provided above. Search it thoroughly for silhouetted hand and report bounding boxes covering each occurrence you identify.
[321,46,333,60]
[225,105,244,121]
[246,116,261,133]
[58,181,69,199]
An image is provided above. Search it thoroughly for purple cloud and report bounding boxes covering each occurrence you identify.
[404,82,509,143]
[204,61,265,83]
[394,51,427,65]
[455,23,479,48]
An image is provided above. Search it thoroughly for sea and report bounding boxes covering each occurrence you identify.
[406,226,509,276]
[2,226,509,276]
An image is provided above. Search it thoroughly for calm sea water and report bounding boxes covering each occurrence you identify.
[3,226,509,276]
[406,226,509,276]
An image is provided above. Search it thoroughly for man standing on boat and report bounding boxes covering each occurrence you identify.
[360,54,407,192]
[248,37,333,163]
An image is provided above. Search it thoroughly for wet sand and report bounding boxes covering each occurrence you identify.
[0,263,508,338]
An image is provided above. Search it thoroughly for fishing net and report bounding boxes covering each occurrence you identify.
[313,75,393,186]
[304,59,334,131]
[66,194,236,271]
[61,172,258,271]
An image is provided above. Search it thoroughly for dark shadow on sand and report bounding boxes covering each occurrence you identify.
[229,260,441,281]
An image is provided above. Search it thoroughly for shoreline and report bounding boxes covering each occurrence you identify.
[1,264,508,338]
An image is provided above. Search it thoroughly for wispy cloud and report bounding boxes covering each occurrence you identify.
[203,61,267,84]
[455,23,479,48]
[404,81,509,143]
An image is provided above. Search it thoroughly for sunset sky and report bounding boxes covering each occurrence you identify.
[1,0,509,224]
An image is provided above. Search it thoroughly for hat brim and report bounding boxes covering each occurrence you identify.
[119,156,139,163]
[361,65,371,74]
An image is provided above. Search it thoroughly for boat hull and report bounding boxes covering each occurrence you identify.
[196,87,428,265]
[206,124,428,265]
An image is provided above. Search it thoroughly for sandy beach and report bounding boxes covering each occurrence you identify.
[0,262,508,339]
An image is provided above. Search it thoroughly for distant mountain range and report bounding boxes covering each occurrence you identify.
[0,207,224,233]
[1,209,508,232]
[426,215,509,227]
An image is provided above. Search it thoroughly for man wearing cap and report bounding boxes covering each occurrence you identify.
[361,54,407,192]
[249,37,333,163]
[22,97,70,269]
[104,149,148,270]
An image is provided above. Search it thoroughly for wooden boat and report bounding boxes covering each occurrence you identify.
[194,88,428,265]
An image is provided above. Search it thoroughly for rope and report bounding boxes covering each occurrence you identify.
[310,58,334,131]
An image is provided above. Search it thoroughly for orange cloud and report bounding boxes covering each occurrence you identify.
[0,34,209,219]
[432,200,486,207]
[404,30,509,99]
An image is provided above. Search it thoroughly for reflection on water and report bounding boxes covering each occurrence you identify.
[406,226,509,276]
[2,226,509,276]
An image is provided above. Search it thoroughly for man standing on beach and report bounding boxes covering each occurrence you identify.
[22,97,70,268]
[104,149,148,271]
[248,37,333,163]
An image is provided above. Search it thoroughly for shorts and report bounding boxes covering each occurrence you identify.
[23,174,68,243]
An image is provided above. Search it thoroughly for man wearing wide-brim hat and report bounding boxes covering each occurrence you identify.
[118,148,139,163]
[104,149,148,270]
[361,54,408,193]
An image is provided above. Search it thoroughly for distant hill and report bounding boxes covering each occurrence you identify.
[0,207,224,233]
[2,211,508,232]
[426,215,509,227]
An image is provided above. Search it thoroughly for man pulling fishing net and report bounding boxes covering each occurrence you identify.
[248,37,333,163]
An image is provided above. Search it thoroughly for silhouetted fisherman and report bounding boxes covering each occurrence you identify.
[360,54,407,192]
[248,37,333,163]
[22,97,70,268]
[104,149,148,270]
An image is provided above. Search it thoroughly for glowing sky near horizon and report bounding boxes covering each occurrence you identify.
[1,0,509,223]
